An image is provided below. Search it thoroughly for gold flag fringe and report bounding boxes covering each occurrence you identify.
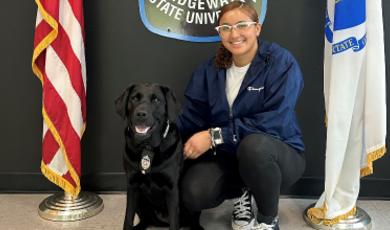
[307,202,328,223]
[42,108,81,199]
[41,162,80,198]
[307,203,356,226]
[32,0,58,83]
[324,115,386,177]
[360,146,386,177]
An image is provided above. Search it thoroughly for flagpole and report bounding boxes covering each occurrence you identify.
[38,191,104,221]
[303,204,372,230]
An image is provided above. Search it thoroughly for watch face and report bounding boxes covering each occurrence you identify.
[214,131,221,139]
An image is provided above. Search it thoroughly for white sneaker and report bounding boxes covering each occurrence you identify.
[251,216,279,230]
[231,188,255,230]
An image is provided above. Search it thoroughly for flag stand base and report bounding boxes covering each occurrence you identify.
[38,191,104,222]
[303,203,372,230]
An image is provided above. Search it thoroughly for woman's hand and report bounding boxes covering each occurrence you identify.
[183,130,212,160]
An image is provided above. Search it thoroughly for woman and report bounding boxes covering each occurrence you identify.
[176,2,306,230]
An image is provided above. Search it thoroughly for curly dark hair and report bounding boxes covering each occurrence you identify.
[214,2,259,71]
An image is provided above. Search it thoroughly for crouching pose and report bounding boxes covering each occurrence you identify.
[177,2,306,230]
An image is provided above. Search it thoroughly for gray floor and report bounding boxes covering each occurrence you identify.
[0,193,389,230]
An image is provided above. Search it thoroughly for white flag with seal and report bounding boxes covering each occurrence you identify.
[307,0,386,225]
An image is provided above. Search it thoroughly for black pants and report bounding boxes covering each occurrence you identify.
[180,133,306,218]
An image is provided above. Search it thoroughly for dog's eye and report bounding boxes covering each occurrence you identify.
[153,97,160,103]
[131,96,139,101]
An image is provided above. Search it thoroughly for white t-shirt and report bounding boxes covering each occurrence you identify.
[225,62,251,108]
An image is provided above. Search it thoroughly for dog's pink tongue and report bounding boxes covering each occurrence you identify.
[135,126,150,134]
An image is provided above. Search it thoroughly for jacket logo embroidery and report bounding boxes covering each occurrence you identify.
[247,86,264,92]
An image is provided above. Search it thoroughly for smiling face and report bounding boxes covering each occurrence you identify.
[219,8,261,66]
[127,84,167,141]
[115,83,182,146]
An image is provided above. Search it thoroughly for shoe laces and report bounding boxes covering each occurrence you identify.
[251,223,275,230]
[251,216,279,230]
[233,189,252,220]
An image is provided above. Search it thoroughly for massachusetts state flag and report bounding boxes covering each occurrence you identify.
[32,0,86,198]
[308,0,386,225]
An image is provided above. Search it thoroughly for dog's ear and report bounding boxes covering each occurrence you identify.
[115,84,136,120]
[160,85,182,122]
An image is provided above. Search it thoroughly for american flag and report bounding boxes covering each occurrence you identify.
[32,0,86,198]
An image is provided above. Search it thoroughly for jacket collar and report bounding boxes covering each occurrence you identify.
[217,39,278,103]
[236,38,276,95]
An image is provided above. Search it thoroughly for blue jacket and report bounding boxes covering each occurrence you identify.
[177,38,305,154]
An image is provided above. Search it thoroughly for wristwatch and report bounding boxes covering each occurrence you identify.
[212,127,223,145]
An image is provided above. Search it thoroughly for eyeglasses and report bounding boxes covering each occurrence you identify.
[215,22,258,37]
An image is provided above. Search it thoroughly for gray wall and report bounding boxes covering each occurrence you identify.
[1,0,389,198]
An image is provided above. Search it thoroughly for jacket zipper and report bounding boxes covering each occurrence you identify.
[229,108,237,142]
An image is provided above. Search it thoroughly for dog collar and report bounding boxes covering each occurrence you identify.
[163,120,169,139]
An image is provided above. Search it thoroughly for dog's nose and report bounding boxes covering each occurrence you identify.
[136,111,148,118]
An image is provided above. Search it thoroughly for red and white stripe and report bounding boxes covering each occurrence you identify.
[32,0,86,198]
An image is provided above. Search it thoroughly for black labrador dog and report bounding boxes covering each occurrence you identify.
[115,84,203,230]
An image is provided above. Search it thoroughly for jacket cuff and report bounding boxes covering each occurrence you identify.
[218,124,238,154]
[221,123,238,145]
[221,125,232,143]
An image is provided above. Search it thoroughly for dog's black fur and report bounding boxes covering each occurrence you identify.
[115,84,203,230]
